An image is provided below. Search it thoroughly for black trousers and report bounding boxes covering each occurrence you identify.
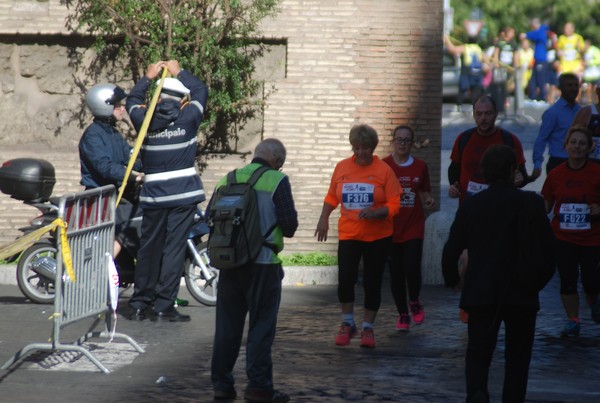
[465,305,537,403]
[389,239,423,315]
[211,263,284,392]
[129,204,195,313]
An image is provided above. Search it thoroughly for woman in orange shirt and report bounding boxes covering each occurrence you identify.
[315,124,402,348]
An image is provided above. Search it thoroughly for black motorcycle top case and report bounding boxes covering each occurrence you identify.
[0,158,56,202]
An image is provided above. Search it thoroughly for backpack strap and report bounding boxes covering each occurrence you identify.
[241,165,278,252]
[248,165,277,252]
[499,128,514,148]
[225,165,269,188]
[226,169,238,186]
[457,127,476,157]
[246,165,271,187]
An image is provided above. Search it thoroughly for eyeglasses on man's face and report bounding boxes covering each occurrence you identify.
[393,137,412,145]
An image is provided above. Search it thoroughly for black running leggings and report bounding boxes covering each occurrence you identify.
[337,237,392,312]
[389,239,423,315]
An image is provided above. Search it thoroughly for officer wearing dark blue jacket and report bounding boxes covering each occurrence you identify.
[126,60,209,322]
[79,83,142,194]
[79,83,143,257]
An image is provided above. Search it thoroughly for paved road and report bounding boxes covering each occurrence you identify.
[1,101,599,402]
[0,274,599,402]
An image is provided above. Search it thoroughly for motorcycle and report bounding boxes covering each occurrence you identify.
[0,158,219,306]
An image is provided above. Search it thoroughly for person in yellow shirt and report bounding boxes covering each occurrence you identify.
[444,34,489,111]
[582,39,600,104]
[557,22,585,76]
[516,38,535,96]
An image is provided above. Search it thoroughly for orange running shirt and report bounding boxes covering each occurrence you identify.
[323,155,402,241]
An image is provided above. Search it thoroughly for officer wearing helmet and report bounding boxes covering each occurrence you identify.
[126,60,209,322]
[79,83,143,258]
[79,83,142,192]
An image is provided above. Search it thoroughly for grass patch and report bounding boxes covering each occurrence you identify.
[280,252,337,266]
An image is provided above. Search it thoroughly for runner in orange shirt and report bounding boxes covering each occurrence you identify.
[315,123,402,348]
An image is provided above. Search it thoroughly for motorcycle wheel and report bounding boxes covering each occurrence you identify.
[16,241,56,304]
[184,241,219,306]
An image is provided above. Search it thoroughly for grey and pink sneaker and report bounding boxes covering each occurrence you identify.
[396,313,410,331]
[410,300,425,324]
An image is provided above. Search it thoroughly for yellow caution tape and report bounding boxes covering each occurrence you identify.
[116,67,169,206]
[56,218,76,282]
[0,217,76,282]
[0,222,57,260]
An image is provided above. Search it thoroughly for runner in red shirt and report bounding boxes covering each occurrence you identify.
[448,95,529,203]
[383,125,435,331]
[448,95,531,323]
[541,125,600,337]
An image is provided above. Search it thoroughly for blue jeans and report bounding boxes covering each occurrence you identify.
[528,61,549,101]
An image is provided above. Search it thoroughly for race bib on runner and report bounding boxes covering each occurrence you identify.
[342,183,374,210]
[401,187,416,208]
[559,203,591,230]
[563,48,578,62]
[466,181,488,197]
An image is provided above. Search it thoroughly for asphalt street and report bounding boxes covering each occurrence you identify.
[0,273,599,402]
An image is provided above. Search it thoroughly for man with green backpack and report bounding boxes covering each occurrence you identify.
[209,138,298,403]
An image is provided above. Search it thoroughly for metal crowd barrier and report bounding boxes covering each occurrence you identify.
[1,186,144,373]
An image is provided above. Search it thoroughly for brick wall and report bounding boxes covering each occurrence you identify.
[0,0,70,34]
[0,0,444,257]
[256,0,444,253]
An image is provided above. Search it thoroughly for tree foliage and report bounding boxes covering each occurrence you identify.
[61,0,282,165]
[449,0,600,46]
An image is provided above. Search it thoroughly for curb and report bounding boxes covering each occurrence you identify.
[0,264,339,287]
[282,265,337,286]
[0,265,16,285]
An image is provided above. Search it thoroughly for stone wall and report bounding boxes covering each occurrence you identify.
[0,0,444,256]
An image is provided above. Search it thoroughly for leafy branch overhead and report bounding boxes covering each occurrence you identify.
[448,0,600,46]
[62,0,282,162]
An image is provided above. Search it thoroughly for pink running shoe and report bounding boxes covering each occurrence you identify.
[410,300,425,324]
[359,328,376,348]
[396,313,410,331]
[335,322,358,346]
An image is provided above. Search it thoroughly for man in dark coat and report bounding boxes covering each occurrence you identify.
[442,144,555,403]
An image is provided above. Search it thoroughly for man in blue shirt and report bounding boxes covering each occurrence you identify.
[531,73,581,181]
[520,18,551,101]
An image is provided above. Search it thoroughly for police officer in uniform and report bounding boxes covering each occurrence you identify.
[79,83,143,260]
[126,60,208,322]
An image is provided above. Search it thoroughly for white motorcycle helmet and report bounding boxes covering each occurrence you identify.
[157,77,190,100]
[86,83,128,118]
